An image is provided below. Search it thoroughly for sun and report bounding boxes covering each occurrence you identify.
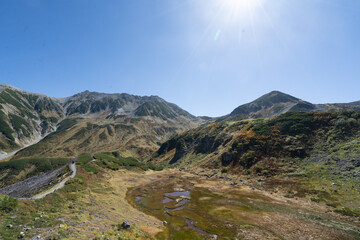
[223,0,261,12]
[219,0,263,25]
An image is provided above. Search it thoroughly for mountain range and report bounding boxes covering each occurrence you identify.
[0,84,202,159]
[0,84,360,239]
[1,84,360,160]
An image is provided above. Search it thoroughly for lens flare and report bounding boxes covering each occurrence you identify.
[224,0,259,11]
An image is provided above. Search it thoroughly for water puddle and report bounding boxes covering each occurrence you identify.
[162,196,174,203]
[135,196,144,203]
[164,191,190,197]
[128,183,232,238]
[177,198,189,205]
[185,219,218,239]
[162,190,190,212]
[164,205,185,211]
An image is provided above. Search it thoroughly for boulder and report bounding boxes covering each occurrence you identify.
[121,221,131,229]
[18,232,25,239]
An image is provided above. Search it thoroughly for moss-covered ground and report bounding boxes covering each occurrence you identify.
[127,171,360,240]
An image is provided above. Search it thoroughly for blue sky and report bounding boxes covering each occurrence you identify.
[1,0,359,117]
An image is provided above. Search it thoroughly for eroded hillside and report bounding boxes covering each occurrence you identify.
[0,85,203,159]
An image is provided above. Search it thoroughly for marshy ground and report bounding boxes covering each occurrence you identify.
[1,168,359,239]
[127,170,360,240]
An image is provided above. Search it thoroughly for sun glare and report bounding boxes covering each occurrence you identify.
[224,0,260,11]
[219,0,263,25]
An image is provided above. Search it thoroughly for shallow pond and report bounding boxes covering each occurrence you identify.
[126,176,360,240]
[164,191,190,197]
[126,177,275,239]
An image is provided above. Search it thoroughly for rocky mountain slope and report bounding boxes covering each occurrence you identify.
[1,86,360,239]
[0,85,64,154]
[0,84,203,159]
[151,110,360,214]
[2,86,360,159]
[153,111,360,169]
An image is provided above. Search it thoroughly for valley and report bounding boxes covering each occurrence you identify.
[0,85,360,239]
[1,164,359,239]
[2,0,359,238]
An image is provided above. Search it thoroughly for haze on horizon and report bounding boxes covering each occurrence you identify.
[1,0,359,117]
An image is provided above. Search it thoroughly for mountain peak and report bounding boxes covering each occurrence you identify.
[223,91,310,121]
[0,84,22,92]
[253,91,300,105]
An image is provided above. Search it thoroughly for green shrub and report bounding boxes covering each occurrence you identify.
[77,153,93,165]
[112,151,120,157]
[68,175,86,185]
[9,113,32,137]
[239,151,256,168]
[0,111,14,141]
[93,152,164,171]
[275,112,316,136]
[255,166,262,173]
[334,207,360,218]
[107,163,120,170]
[326,202,339,208]
[82,163,99,174]
[0,194,18,212]
[252,111,318,136]
[0,158,69,174]
[67,127,87,142]
[48,117,58,123]
[94,153,117,162]
[117,157,141,167]
[0,90,24,110]
[310,197,321,203]
[252,119,271,136]
[57,119,78,132]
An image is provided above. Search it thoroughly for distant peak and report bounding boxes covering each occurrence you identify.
[0,84,12,87]
[227,90,303,119]
[264,90,293,97]
[268,90,284,94]
[257,91,299,101]
[0,84,49,98]
[79,90,93,95]
[0,84,19,90]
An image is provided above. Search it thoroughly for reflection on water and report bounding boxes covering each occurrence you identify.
[177,198,189,205]
[130,184,222,238]
[164,191,190,197]
[164,205,185,211]
[162,196,174,203]
[135,196,144,203]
